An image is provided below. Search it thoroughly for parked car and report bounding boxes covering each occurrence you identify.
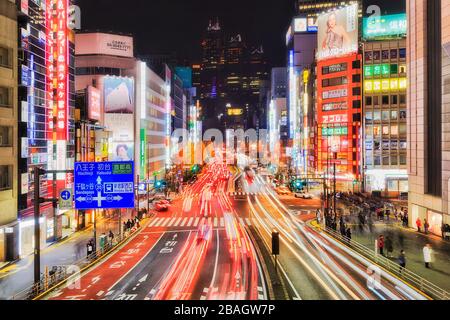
[295,192,313,199]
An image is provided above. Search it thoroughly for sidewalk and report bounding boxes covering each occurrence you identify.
[0,212,132,300]
[345,216,450,292]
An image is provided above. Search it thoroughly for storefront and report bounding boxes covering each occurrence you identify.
[410,204,444,237]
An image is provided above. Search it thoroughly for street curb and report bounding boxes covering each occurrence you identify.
[0,259,19,272]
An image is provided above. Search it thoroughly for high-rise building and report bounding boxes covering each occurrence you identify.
[361,3,408,196]
[17,0,76,256]
[407,0,450,235]
[0,0,18,262]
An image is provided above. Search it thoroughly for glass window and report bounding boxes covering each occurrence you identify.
[373,125,381,136]
[0,126,12,147]
[373,51,381,60]
[382,95,389,104]
[352,74,361,83]
[399,110,407,120]
[391,141,398,149]
[373,65,382,76]
[374,156,381,166]
[374,110,381,121]
[399,64,407,74]
[382,126,390,135]
[382,111,390,121]
[400,94,406,104]
[390,64,398,75]
[365,111,373,123]
[400,140,407,149]
[374,140,381,150]
[391,95,398,105]
[365,154,373,166]
[390,49,398,59]
[400,154,407,165]
[0,46,11,68]
[364,65,373,77]
[352,87,361,96]
[391,125,399,136]
[399,124,407,135]
[391,155,398,165]
[365,125,373,136]
[365,51,373,61]
[0,165,12,191]
[365,96,373,106]
[373,96,379,105]
[399,48,406,59]
[391,111,398,120]
[382,140,390,150]
[0,87,12,108]
[382,50,390,60]
[383,155,390,165]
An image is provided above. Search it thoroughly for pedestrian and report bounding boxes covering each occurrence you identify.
[123,221,127,233]
[86,239,94,258]
[403,213,409,227]
[127,219,132,230]
[423,244,432,268]
[398,250,406,273]
[108,230,114,245]
[378,235,385,256]
[424,219,430,234]
[416,218,422,233]
[346,227,352,240]
[385,236,394,258]
[386,209,390,221]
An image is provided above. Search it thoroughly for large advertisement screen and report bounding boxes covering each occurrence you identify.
[363,14,407,39]
[104,76,135,114]
[317,4,358,61]
[87,86,101,121]
[104,114,135,161]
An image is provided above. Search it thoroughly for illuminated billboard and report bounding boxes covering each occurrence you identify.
[87,86,101,121]
[317,4,358,61]
[104,76,135,113]
[294,18,307,32]
[75,33,134,58]
[363,14,407,39]
[104,114,135,161]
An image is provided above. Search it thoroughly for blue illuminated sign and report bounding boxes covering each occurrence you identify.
[74,161,135,210]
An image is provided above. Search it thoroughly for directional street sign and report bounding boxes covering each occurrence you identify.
[74,161,135,210]
[59,188,73,210]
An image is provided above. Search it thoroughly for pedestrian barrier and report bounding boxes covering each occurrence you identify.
[9,226,142,300]
[322,225,449,300]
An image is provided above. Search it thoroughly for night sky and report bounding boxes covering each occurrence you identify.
[75,0,296,67]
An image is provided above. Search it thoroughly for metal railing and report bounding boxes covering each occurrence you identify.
[321,225,449,300]
[10,227,141,300]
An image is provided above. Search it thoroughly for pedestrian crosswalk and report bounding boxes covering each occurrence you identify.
[148,216,257,228]
[147,212,314,229]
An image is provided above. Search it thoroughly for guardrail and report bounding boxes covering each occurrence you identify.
[9,227,141,300]
[321,225,449,300]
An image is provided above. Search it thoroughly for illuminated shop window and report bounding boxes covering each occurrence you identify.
[364,80,373,93]
[390,79,399,91]
[382,80,390,91]
[373,80,381,92]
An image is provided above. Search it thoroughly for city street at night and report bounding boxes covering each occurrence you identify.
[0,0,449,317]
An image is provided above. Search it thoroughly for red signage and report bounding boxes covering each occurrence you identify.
[46,0,68,140]
[87,86,101,121]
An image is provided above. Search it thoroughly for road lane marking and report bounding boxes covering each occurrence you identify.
[160,218,170,227]
[180,217,188,227]
[152,218,163,227]
[174,217,182,227]
[187,217,194,227]
[149,217,161,227]
[167,217,176,227]
[193,217,200,227]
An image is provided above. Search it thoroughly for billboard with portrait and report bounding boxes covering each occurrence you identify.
[104,114,135,161]
[104,76,135,114]
[317,4,358,61]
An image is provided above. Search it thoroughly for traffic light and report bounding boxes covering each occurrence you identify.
[291,179,304,191]
[191,164,199,173]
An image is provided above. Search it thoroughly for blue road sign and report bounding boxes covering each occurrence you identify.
[74,161,135,210]
[60,190,71,201]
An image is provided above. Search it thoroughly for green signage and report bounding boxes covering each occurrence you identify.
[113,163,133,175]
[364,65,373,77]
[363,14,407,40]
[322,127,348,137]
[381,64,390,76]
[140,129,147,179]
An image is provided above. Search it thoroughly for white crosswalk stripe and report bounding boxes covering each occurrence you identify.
[160,218,170,227]
[167,217,176,227]
[153,218,163,227]
[187,217,194,227]
[174,217,182,226]
[180,217,188,227]
[149,217,161,227]
[193,217,200,227]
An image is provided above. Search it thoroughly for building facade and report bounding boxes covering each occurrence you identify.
[407,0,450,235]
[0,0,18,262]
